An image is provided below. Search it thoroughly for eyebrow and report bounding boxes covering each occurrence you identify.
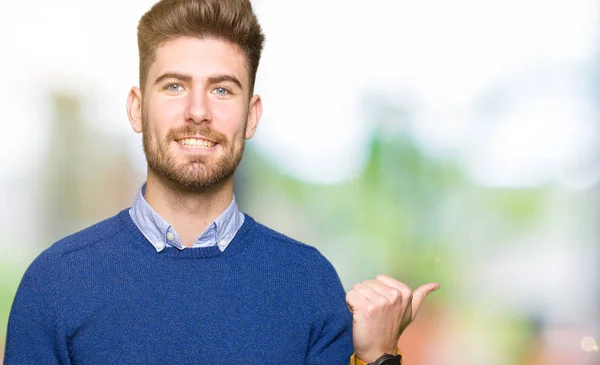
[154,72,192,85]
[207,74,243,90]
[154,72,243,90]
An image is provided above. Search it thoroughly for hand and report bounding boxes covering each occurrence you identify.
[346,274,440,363]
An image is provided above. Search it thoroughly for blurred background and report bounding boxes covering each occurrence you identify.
[1,0,599,364]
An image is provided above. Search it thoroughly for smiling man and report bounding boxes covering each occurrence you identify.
[4,1,438,364]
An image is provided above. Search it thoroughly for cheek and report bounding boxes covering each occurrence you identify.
[146,98,184,136]
[211,102,247,137]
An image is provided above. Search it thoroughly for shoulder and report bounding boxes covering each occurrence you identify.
[8,210,131,348]
[247,216,339,274]
[251,218,325,256]
[31,209,127,269]
[244,217,347,306]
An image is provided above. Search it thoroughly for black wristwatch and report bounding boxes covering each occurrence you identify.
[367,353,402,365]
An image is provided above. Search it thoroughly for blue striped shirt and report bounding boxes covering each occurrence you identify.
[128,183,244,252]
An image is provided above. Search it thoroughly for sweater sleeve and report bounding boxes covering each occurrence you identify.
[3,250,71,365]
[305,254,354,365]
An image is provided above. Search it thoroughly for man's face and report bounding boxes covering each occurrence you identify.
[131,37,260,191]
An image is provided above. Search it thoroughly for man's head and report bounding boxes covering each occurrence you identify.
[138,0,264,95]
[126,0,265,192]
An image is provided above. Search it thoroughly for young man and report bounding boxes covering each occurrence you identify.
[4,0,438,364]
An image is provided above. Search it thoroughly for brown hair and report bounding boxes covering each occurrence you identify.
[137,0,265,94]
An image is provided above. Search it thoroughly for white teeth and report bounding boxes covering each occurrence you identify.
[177,138,216,148]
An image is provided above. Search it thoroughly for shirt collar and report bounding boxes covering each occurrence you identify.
[129,182,243,253]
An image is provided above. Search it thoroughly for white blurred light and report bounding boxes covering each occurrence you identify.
[466,91,599,188]
[255,0,599,184]
[580,336,598,352]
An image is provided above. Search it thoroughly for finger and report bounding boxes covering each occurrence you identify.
[375,274,413,299]
[411,282,440,319]
[353,283,384,304]
[346,288,368,315]
[360,279,400,303]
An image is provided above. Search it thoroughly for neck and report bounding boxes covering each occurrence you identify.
[144,169,234,247]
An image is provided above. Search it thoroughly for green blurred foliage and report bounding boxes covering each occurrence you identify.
[0,259,29,350]
[242,130,545,296]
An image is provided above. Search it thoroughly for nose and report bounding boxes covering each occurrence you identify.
[183,88,212,124]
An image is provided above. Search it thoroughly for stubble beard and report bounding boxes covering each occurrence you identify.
[142,116,246,192]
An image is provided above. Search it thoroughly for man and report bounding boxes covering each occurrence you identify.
[4,0,439,364]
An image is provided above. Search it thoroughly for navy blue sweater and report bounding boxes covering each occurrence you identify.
[4,209,353,364]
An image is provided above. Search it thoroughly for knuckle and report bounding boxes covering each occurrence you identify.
[375,295,388,307]
[397,282,410,291]
[365,304,377,317]
[400,287,412,298]
[388,288,401,302]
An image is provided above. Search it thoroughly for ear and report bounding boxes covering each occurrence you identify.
[245,94,263,139]
[127,87,143,133]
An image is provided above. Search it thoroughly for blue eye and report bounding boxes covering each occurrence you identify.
[213,87,229,96]
[167,84,183,92]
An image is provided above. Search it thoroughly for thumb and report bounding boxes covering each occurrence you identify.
[411,282,440,320]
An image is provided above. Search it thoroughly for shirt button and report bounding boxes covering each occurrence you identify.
[155,240,166,250]
[218,239,227,247]
[166,232,175,241]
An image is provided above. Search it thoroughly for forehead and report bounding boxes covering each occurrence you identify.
[149,37,249,87]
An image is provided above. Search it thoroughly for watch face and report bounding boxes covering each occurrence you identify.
[370,354,401,365]
[380,358,401,365]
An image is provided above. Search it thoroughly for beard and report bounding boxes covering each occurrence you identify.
[142,115,246,192]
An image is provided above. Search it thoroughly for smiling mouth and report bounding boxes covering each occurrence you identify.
[176,138,217,148]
